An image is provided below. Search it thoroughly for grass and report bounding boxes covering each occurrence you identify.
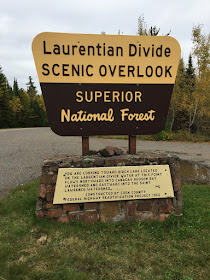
[0,180,209,280]
[93,131,210,142]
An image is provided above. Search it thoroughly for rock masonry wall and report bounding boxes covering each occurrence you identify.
[36,146,183,224]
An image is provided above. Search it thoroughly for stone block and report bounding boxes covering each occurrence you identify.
[172,197,177,208]
[151,199,159,214]
[52,174,57,184]
[105,157,131,167]
[72,157,82,167]
[68,213,79,222]
[42,165,50,174]
[40,174,54,185]
[79,211,98,224]
[174,206,183,216]
[46,192,54,203]
[88,150,99,155]
[130,156,145,165]
[136,200,152,211]
[46,209,63,218]
[176,190,184,207]
[159,198,174,214]
[128,201,136,216]
[93,157,105,167]
[36,198,43,211]
[145,153,159,162]
[38,185,47,198]
[171,161,182,192]
[113,147,123,156]
[133,211,154,221]
[104,158,118,167]
[59,157,73,168]
[159,213,170,222]
[47,186,54,193]
[176,190,183,201]
[158,155,169,164]
[58,214,69,223]
[36,211,45,218]
[99,201,126,222]
[45,203,61,210]
[63,204,80,213]
[99,146,115,157]
[50,163,59,172]
[84,202,99,210]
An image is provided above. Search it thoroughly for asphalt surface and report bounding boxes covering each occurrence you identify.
[0,127,209,198]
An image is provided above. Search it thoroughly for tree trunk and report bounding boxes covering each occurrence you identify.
[170,107,175,132]
[188,100,198,134]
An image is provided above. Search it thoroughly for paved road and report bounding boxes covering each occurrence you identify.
[0,127,209,198]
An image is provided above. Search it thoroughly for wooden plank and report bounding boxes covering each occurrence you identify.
[129,135,136,154]
[82,136,89,156]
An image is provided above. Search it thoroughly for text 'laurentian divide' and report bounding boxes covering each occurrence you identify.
[42,41,173,78]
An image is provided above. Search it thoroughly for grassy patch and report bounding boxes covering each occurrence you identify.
[0,181,209,280]
[93,131,210,142]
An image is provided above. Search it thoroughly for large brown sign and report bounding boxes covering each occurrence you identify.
[32,33,181,136]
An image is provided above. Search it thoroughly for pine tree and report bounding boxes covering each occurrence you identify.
[12,79,20,96]
[184,54,197,133]
[26,76,37,98]
[169,58,188,131]
[0,66,15,128]
[18,89,31,127]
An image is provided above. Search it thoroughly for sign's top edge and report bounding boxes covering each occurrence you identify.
[32,32,181,55]
[57,165,170,171]
[33,31,180,41]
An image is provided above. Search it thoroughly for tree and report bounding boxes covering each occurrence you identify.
[191,25,210,134]
[184,54,196,133]
[26,76,37,98]
[169,58,188,131]
[0,66,15,128]
[12,79,20,97]
[18,89,31,127]
[137,15,170,36]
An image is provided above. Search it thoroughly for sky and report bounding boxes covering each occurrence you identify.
[0,0,210,93]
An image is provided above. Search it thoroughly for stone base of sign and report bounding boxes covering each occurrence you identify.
[36,147,183,223]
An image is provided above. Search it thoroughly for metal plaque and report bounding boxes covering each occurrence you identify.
[53,165,174,204]
[32,33,181,136]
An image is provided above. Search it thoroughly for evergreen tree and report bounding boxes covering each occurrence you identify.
[184,54,197,133]
[186,54,195,85]
[169,58,188,131]
[12,79,20,96]
[18,89,31,127]
[26,76,37,98]
[0,66,15,128]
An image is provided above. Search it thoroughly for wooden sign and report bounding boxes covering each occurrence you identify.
[32,33,181,136]
[53,165,174,204]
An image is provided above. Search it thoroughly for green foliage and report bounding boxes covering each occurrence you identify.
[0,66,15,128]
[0,69,48,128]
[136,18,209,137]
[169,25,210,136]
